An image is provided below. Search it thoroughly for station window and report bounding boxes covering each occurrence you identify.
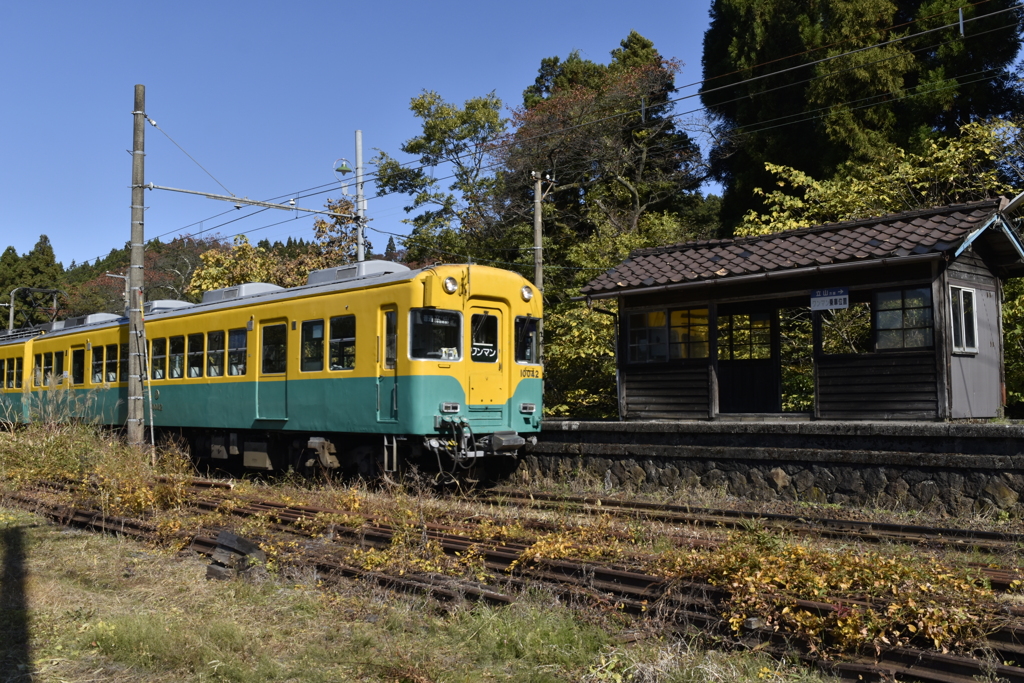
[228,328,247,376]
[169,336,185,379]
[329,316,356,370]
[718,313,771,360]
[300,320,324,372]
[72,349,85,385]
[629,308,712,363]
[471,313,498,363]
[119,343,128,382]
[262,324,287,374]
[950,286,978,353]
[207,331,225,377]
[875,288,933,350]
[670,309,710,359]
[105,344,118,382]
[151,338,166,380]
[410,309,460,361]
[33,354,42,386]
[628,311,667,363]
[515,317,540,364]
[91,346,104,383]
[54,351,64,384]
[187,333,204,378]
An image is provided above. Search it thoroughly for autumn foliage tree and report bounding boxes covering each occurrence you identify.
[188,198,364,294]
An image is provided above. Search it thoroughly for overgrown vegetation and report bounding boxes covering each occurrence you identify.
[653,530,1006,657]
[0,505,836,682]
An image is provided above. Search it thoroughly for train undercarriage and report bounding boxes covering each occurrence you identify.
[179,426,533,481]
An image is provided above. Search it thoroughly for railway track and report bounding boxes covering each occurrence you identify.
[479,489,1024,554]
[5,483,1024,682]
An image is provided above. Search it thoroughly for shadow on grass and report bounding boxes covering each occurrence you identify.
[0,526,32,682]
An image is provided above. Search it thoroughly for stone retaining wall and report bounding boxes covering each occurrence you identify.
[513,453,1022,516]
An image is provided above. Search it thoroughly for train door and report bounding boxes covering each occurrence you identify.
[257,318,288,420]
[377,307,398,422]
[468,305,505,407]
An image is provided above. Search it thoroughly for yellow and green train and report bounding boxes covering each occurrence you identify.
[0,261,543,476]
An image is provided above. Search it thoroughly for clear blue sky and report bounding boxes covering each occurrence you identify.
[0,1,713,268]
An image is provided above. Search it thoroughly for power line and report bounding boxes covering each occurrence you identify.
[75,4,1018,268]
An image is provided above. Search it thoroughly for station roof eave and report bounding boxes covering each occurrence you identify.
[580,200,1024,301]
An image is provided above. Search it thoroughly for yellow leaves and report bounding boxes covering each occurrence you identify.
[737,119,1020,238]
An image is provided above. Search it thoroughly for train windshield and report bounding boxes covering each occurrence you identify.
[515,317,540,364]
[410,309,461,361]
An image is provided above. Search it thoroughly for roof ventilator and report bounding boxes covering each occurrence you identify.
[306,260,409,286]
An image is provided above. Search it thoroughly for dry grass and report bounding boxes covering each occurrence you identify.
[0,507,830,683]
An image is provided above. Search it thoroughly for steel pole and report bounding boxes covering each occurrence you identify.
[128,85,147,446]
[356,129,365,262]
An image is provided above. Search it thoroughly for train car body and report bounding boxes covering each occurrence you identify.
[0,262,543,475]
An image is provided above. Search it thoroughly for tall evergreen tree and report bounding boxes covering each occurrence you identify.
[702,0,1024,229]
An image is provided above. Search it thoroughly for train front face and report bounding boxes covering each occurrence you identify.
[400,265,543,467]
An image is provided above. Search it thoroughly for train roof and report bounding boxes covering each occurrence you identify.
[0,262,528,347]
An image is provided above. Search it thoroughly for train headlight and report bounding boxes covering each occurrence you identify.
[443,277,458,294]
[521,285,533,301]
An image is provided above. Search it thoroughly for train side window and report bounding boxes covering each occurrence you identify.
[262,324,287,374]
[91,346,104,383]
[471,313,498,363]
[329,315,356,370]
[43,352,53,385]
[410,309,460,361]
[105,344,118,382]
[119,343,128,382]
[515,317,540,364]
[169,336,185,379]
[72,349,85,385]
[5,358,13,389]
[228,329,247,376]
[207,331,225,377]
[54,351,65,384]
[0,359,5,391]
[14,358,22,389]
[33,353,42,386]
[151,339,166,379]
[187,333,204,378]
[300,320,324,372]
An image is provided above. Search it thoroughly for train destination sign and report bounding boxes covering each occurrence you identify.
[810,287,849,311]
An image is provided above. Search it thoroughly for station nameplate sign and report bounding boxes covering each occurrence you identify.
[811,287,849,311]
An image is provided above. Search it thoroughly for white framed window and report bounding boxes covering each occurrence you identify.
[950,286,978,353]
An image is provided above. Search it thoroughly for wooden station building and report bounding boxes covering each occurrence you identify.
[581,198,1024,421]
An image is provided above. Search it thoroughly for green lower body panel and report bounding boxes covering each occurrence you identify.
[23,375,544,437]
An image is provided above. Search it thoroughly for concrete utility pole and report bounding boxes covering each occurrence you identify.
[355,130,365,262]
[531,171,555,362]
[128,85,147,446]
[533,172,543,293]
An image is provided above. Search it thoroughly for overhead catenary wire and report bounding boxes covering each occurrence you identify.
[80,3,1018,265]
